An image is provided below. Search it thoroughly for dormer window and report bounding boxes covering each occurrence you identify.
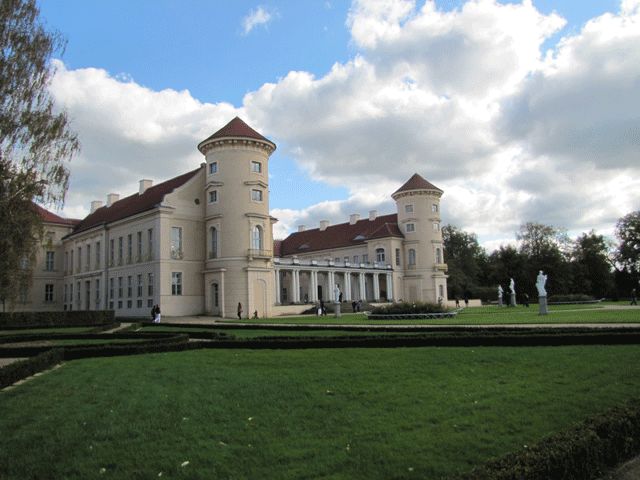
[353,234,366,241]
[299,243,310,250]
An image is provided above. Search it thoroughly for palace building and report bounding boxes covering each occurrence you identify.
[17,117,448,317]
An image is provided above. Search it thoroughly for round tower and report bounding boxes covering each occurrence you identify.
[198,117,277,318]
[392,173,448,304]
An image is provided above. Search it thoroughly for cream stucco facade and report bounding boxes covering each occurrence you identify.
[21,117,447,317]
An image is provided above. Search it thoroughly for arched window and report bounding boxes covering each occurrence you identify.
[376,248,385,263]
[209,227,218,259]
[408,248,416,266]
[252,225,263,251]
[435,247,442,264]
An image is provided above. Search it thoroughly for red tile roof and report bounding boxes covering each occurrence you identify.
[393,173,442,196]
[198,117,275,152]
[34,203,79,226]
[70,167,202,235]
[279,213,403,256]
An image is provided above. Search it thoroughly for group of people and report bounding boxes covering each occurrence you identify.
[351,300,363,312]
[150,304,161,323]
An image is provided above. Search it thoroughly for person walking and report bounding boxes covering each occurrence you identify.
[237,302,243,319]
[150,305,156,322]
[153,305,161,323]
[632,288,638,306]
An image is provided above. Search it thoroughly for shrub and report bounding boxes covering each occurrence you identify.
[458,399,640,480]
[370,301,448,315]
[0,310,115,328]
[0,349,64,389]
[548,294,597,304]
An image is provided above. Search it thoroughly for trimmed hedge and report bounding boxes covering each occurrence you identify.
[0,349,64,389]
[548,294,596,303]
[457,399,640,480]
[0,310,115,328]
[370,301,449,315]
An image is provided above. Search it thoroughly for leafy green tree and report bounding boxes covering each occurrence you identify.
[570,231,614,298]
[614,211,640,297]
[0,0,79,308]
[442,225,487,299]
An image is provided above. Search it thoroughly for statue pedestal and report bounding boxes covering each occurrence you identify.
[510,293,516,307]
[334,302,341,318]
[538,296,548,315]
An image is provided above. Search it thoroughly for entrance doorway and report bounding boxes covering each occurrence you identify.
[211,283,220,316]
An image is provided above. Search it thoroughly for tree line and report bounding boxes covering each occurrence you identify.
[443,212,640,302]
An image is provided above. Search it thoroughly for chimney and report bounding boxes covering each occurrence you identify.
[106,193,119,207]
[369,210,377,221]
[139,179,153,195]
[90,200,103,213]
[349,214,360,225]
[298,225,306,232]
[320,220,330,231]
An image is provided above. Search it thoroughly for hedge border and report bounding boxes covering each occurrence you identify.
[0,349,64,390]
[456,399,640,480]
[0,310,115,328]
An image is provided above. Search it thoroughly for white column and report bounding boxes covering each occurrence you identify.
[293,269,300,303]
[344,272,352,301]
[328,271,335,299]
[359,272,366,301]
[310,271,318,302]
[386,273,393,301]
[373,273,380,301]
[275,269,281,304]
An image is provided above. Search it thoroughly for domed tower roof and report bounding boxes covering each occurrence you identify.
[392,173,442,199]
[197,116,276,154]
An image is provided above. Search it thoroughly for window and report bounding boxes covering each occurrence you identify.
[65,251,69,273]
[85,281,90,310]
[209,162,218,174]
[70,250,74,272]
[172,272,182,295]
[118,237,123,265]
[406,223,415,233]
[251,189,263,202]
[118,277,123,298]
[86,244,91,270]
[147,298,153,308]
[45,284,54,303]
[147,228,153,260]
[109,278,114,299]
[435,247,442,264]
[110,239,115,266]
[408,249,416,266]
[148,273,154,296]
[209,227,218,259]
[353,255,359,264]
[137,274,143,297]
[251,161,262,173]
[45,251,55,271]
[137,299,143,308]
[208,190,218,204]
[405,204,414,213]
[127,234,132,263]
[171,227,183,259]
[69,283,73,309]
[95,279,100,307]
[96,241,101,268]
[395,248,401,266]
[127,275,132,297]
[77,247,82,271]
[433,222,440,231]
[335,258,340,264]
[137,231,142,260]
[64,284,68,303]
[251,225,263,250]
[76,281,80,309]
[344,256,349,263]
[376,248,385,263]
[118,300,122,309]
[127,300,132,308]
[432,203,439,213]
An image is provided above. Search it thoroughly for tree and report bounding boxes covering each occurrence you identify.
[442,225,487,298]
[571,231,614,298]
[0,0,79,307]
[486,245,528,299]
[615,211,640,276]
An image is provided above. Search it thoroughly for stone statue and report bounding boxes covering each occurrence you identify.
[509,278,515,294]
[497,285,503,299]
[334,284,341,303]
[536,270,547,297]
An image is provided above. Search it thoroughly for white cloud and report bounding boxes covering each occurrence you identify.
[242,6,275,35]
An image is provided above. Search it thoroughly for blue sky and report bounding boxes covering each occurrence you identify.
[40,0,639,248]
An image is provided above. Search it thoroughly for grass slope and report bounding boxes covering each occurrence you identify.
[1,345,640,479]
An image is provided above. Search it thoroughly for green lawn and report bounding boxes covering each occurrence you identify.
[1,345,640,479]
[216,305,640,325]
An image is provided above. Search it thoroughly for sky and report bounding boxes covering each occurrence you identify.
[39,0,639,250]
